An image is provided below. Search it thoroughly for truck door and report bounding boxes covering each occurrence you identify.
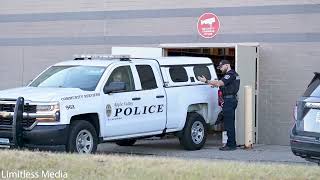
[131,61,167,133]
[101,62,166,139]
[101,64,141,138]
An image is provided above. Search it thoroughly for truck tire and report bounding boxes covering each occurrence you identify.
[66,120,98,154]
[179,112,208,150]
[115,139,137,146]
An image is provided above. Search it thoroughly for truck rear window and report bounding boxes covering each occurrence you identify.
[193,65,211,80]
[169,66,188,82]
[303,73,320,97]
[136,65,157,90]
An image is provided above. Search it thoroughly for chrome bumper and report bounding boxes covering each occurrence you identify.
[0,111,56,119]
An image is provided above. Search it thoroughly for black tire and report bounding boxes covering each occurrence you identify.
[66,120,98,154]
[115,139,137,146]
[179,112,208,150]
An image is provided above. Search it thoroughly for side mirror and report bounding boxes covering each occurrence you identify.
[104,82,126,94]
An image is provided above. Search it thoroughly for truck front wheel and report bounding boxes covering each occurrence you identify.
[66,120,98,154]
[179,113,208,150]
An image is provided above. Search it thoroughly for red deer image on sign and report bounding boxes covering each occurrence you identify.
[197,13,220,38]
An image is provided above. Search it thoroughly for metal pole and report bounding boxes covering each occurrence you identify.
[244,86,253,149]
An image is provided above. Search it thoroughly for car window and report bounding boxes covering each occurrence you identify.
[169,66,188,82]
[105,66,135,92]
[193,65,211,80]
[29,66,106,91]
[136,65,157,90]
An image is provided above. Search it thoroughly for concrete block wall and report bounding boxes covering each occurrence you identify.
[0,0,319,145]
[258,43,320,144]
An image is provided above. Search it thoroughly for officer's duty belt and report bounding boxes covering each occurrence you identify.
[223,95,237,98]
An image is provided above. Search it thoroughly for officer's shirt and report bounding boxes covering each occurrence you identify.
[220,70,240,96]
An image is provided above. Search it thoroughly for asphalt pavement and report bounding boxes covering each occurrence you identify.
[97,133,314,165]
[1,133,313,165]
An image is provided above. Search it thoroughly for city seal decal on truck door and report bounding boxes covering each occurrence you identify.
[106,104,112,117]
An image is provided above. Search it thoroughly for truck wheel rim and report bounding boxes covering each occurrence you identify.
[191,121,204,144]
[76,129,93,153]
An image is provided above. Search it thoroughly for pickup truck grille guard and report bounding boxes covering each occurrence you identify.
[0,97,24,148]
[0,97,37,147]
[12,97,24,147]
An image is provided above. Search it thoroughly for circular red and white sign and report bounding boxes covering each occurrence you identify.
[197,13,220,38]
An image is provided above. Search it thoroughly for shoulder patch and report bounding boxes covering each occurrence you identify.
[224,75,230,79]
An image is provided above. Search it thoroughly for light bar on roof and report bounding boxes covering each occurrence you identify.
[73,54,131,60]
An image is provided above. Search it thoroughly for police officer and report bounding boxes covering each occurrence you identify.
[198,60,240,151]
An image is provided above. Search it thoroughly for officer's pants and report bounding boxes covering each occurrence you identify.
[223,97,238,147]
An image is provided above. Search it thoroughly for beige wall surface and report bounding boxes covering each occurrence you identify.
[0,0,319,14]
[0,1,319,145]
[1,14,319,38]
[258,42,320,144]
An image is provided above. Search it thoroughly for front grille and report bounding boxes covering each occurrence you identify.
[0,104,36,113]
[0,102,37,128]
[0,104,14,112]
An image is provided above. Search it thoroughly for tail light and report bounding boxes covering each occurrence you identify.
[218,89,224,107]
[291,103,298,132]
[293,104,297,121]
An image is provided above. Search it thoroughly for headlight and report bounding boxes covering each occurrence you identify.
[36,104,59,112]
[34,102,60,122]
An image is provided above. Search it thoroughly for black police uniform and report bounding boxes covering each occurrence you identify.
[220,69,240,148]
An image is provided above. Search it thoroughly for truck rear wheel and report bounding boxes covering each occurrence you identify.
[115,139,136,146]
[179,113,208,150]
[66,120,98,154]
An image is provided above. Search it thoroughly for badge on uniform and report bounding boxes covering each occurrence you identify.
[224,75,230,79]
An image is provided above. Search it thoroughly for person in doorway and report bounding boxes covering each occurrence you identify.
[198,60,240,151]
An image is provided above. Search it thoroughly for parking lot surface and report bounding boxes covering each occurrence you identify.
[97,133,312,165]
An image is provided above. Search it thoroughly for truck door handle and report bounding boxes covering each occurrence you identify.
[132,97,141,101]
[156,95,164,98]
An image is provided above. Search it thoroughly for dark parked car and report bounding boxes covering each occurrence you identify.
[290,72,320,164]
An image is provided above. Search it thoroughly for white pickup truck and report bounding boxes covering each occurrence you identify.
[0,55,221,153]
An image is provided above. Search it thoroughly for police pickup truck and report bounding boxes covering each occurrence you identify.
[0,55,221,153]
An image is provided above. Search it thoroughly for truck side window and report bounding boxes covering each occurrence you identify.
[169,66,188,82]
[105,66,135,91]
[136,65,157,90]
[193,65,211,80]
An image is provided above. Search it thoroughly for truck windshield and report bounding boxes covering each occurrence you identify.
[29,66,106,91]
[303,73,320,97]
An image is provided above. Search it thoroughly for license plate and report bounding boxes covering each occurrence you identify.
[0,138,9,145]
